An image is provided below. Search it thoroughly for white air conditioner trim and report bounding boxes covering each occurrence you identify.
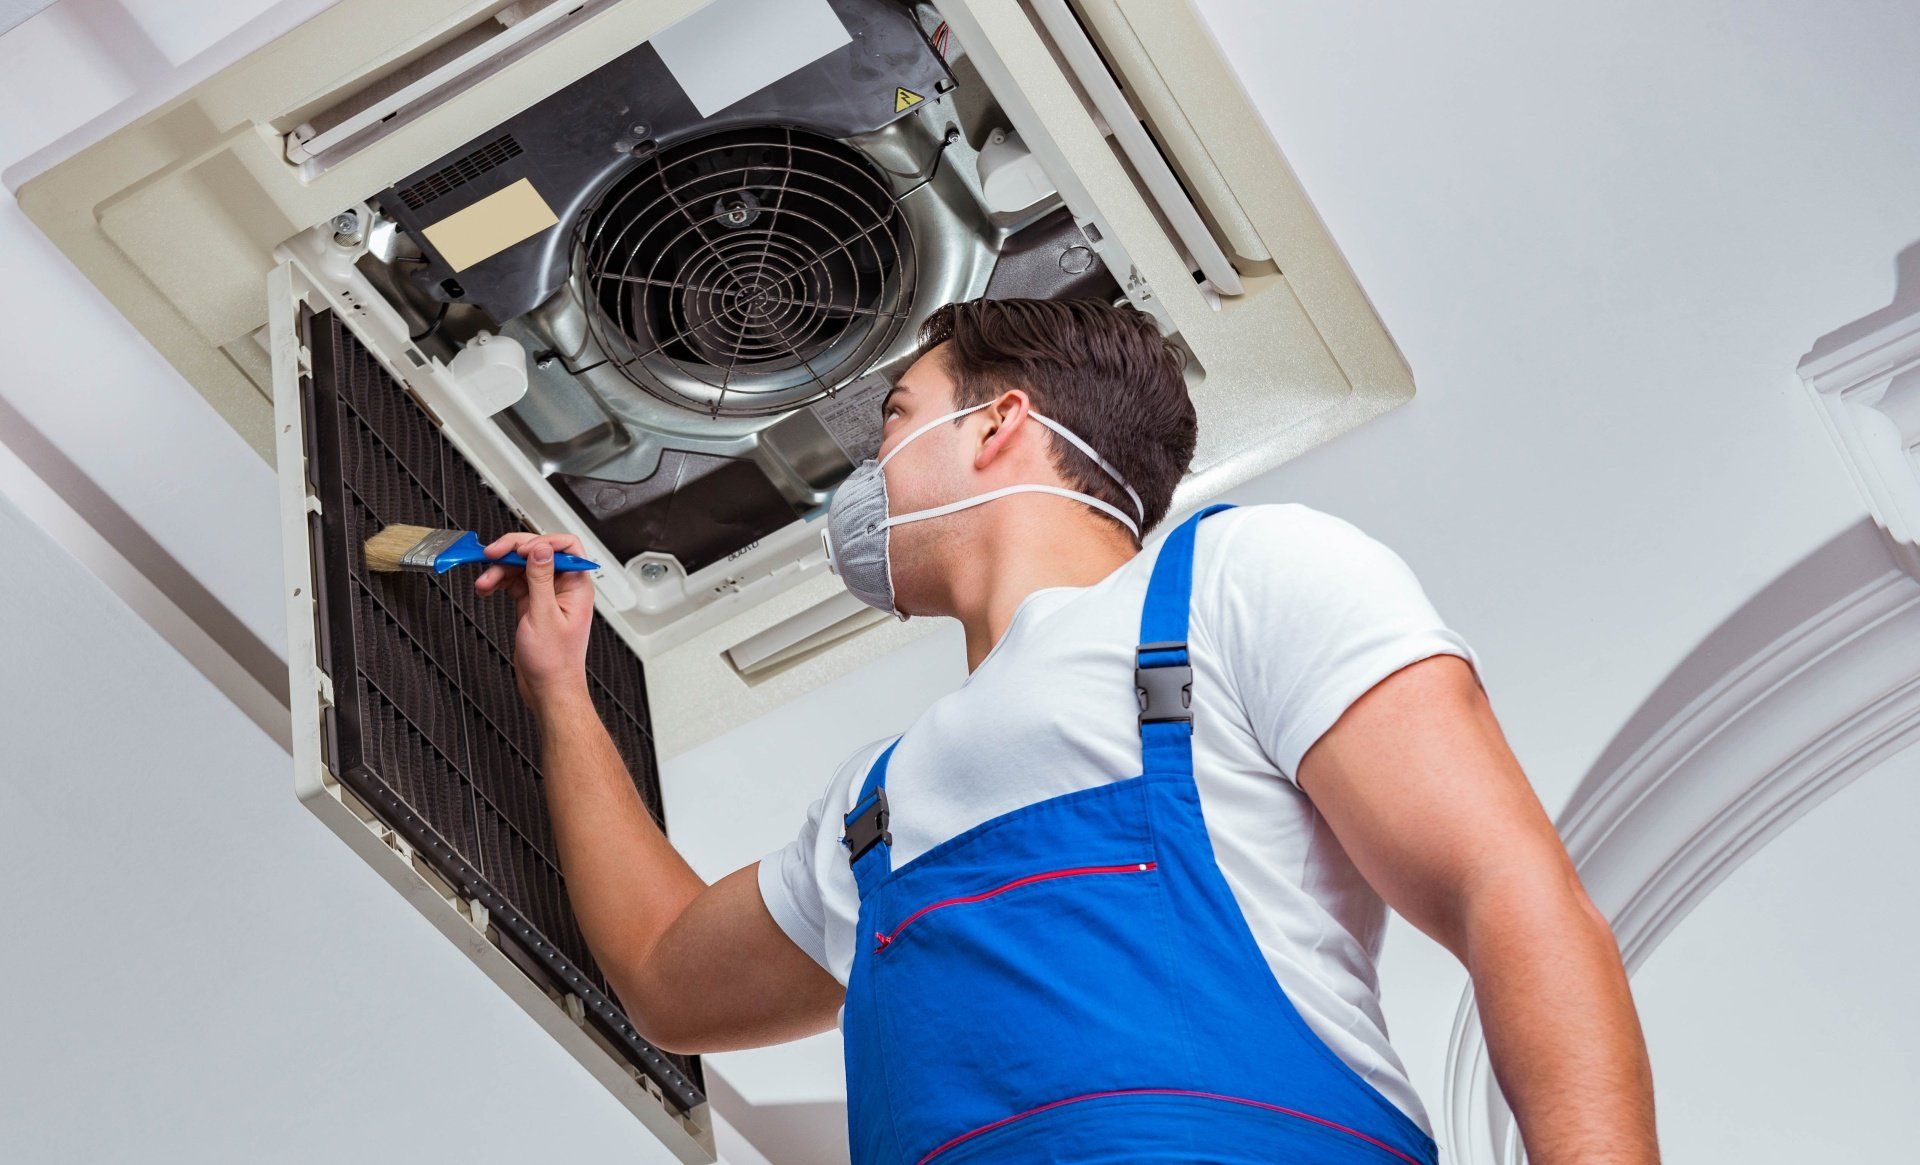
[269,257,717,1162]
[1026,0,1243,294]
[287,0,622,171]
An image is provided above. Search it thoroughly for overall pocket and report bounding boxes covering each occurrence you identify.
[870,854,1192,1164]
[871,862,1157,954]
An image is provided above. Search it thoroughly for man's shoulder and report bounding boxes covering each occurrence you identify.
[827,733,905,811]
[1191,502,1383,572]
[1181,502,1422,627]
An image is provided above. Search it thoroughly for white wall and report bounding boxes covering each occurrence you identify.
[4,0,1919,1160]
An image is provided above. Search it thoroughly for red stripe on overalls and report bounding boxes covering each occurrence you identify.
[915,1087,1425,1165]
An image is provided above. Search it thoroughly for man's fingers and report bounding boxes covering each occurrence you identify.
[484,532,533,558]
[476,531,586,596]
[484,531,584,559]
[522,537,557,606]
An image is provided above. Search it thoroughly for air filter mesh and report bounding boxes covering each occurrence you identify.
[300,310,704,1111]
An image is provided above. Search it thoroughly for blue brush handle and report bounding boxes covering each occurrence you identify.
[433,530,600,573]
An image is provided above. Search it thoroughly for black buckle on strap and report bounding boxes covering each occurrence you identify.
[841,787,891,865]
[1136,641,1194,725]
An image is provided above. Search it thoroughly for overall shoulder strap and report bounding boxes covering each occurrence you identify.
[1136,503,1236,776]
[843,735,902,895]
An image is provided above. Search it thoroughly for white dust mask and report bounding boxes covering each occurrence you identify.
[821,400,1144,619]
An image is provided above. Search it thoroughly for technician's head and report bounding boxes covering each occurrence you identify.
[825,296,1197,620]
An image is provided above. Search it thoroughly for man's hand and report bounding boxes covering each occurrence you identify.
[474,532,593,706]
[1298,655,1659,1164]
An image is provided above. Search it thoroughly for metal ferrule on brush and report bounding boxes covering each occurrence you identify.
[400,529,467,571]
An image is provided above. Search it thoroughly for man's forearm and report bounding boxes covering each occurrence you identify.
[1466,872,1658,1164]
[533,685,707,992]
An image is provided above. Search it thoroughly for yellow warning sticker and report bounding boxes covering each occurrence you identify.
[894,86,925,113]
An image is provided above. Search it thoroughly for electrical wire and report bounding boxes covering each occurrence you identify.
[408,299,448,342]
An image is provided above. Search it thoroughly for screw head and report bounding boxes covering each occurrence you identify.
[640,562,668,581]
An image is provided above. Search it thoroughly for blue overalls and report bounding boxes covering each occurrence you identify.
[838,504,1441,1165]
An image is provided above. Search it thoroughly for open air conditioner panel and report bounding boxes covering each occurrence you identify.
[346,0,1126,634]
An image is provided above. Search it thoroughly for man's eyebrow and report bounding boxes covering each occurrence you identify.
[880,381,910,412]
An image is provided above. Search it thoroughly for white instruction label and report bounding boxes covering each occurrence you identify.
[811,371,893,462]
[651,0,851,118]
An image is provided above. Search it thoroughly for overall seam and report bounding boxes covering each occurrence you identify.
[915,1088,1426,1165]
[1139,772,1210,1165]
[859,891,916,1165]
[1180,778,1435,1152]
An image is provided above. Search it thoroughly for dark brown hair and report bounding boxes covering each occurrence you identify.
[917,298,1197,538]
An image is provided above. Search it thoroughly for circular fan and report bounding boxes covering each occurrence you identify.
[575,126,917,417]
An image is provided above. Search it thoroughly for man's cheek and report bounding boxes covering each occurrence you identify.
[887,523,935,584]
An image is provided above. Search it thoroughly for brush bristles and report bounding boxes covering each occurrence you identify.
[363,523,438,572]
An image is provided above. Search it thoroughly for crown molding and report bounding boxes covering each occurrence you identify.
[1797,287,1920,580]
[1441,518,1920,1164]
[1442,285,1920,1163]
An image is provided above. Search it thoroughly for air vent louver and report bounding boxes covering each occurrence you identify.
[395,133,525,211]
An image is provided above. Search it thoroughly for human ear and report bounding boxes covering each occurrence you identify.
[973,389,1031,470]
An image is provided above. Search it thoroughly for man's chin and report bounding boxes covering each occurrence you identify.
[886,587,947,621]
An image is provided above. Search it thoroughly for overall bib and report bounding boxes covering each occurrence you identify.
[838,504,1441,1165]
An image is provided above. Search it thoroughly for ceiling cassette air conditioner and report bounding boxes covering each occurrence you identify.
[18,1,1418,1154]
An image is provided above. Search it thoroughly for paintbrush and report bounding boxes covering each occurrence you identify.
[363,524,600,575]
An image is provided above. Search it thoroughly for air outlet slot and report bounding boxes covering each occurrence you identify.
[395,134,525,211]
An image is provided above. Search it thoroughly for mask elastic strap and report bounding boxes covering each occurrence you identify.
[884,484,1142,540]
[875,399,1144,532]
[1026,412,1144,524]
[876,401,991,472]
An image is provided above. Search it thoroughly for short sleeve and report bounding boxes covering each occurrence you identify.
[757,790,834,971]
[755,736,894,977]
[1202,505,1485,787]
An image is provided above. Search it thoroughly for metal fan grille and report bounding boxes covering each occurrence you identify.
[576,126,915,417]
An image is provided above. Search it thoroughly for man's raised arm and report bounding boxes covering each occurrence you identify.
[477,532,844,1053]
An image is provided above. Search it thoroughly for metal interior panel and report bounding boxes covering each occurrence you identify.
[373,0,953,326]
[299,308,703,1112]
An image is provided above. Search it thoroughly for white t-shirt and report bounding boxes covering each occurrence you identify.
[757,502,1484,1134]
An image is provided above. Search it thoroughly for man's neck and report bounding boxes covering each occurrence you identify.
[948,505,1140,672]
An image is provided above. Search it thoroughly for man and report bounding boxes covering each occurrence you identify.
[477,298,1659,1163]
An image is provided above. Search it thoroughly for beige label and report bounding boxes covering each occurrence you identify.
[420,178,559,273]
